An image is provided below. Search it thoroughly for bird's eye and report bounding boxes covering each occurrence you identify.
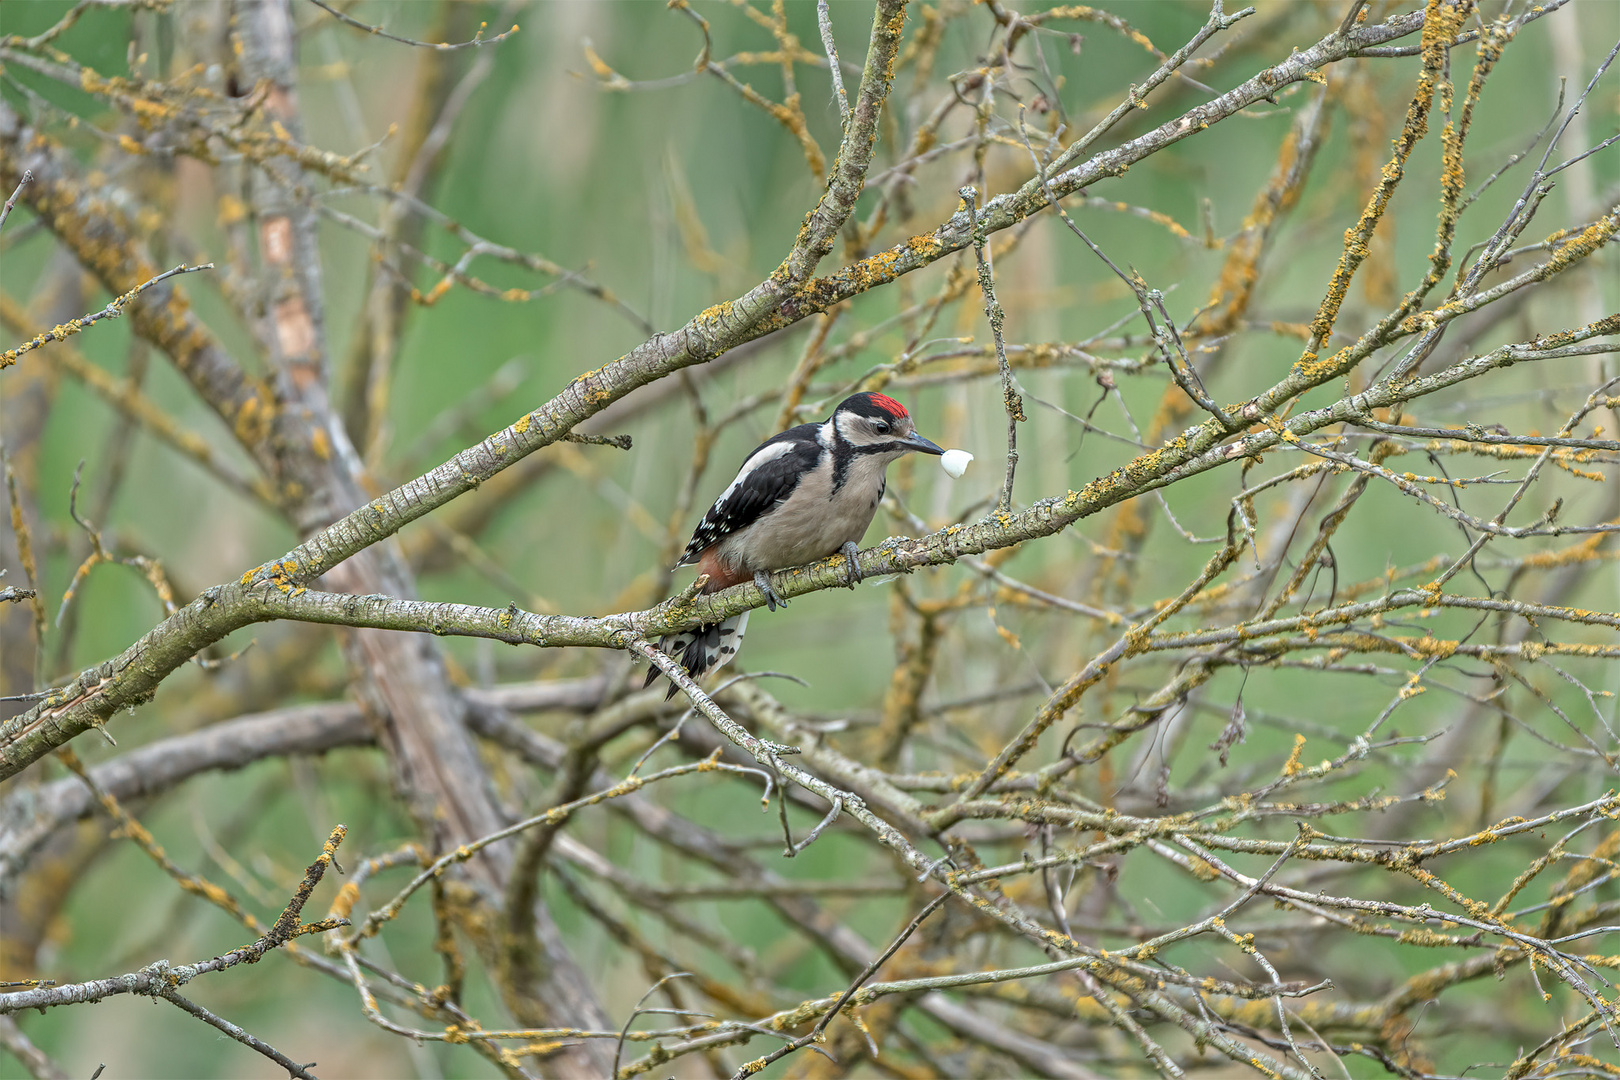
[873,420,891,434]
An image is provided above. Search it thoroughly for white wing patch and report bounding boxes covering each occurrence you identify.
[679,435,825,566]
[715,441,794,508]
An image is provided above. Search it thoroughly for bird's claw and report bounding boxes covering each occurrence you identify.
[754,570,787,612]
[840,541,863,588]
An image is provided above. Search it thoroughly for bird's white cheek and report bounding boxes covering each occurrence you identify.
[940,449,974,478]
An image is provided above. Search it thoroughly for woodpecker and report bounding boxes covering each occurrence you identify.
[646,391,945,698]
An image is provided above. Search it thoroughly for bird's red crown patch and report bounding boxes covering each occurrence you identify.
[868,393,908,418]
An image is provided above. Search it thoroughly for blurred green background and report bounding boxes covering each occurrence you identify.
[3,0,1618,1076]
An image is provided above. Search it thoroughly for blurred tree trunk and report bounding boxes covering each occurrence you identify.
[219,3,614,1070]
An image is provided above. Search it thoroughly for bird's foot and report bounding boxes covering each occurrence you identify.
[840,541,864,588]
[754,569,787,611]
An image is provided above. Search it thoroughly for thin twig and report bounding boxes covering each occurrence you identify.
[156,987,320,1080]
[612,972,694,1079]
[729,891,951,1078]
[1,263,214,369]
[962,186,1024,514]
[306,0,518,50]
[782,795,843,857]
[817,0,851,127]
[0,169,30,233]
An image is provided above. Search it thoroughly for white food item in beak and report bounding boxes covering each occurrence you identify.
[940,449,974,478]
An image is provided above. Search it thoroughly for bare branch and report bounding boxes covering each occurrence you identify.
[306,0,518,51]
[1,264,214,370]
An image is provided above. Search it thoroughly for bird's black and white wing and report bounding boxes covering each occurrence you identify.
[676,423,825,566]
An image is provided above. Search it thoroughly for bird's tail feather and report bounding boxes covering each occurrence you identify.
[643,611,750,700]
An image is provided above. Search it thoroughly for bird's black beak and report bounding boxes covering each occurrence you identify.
[902,432,946,455]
